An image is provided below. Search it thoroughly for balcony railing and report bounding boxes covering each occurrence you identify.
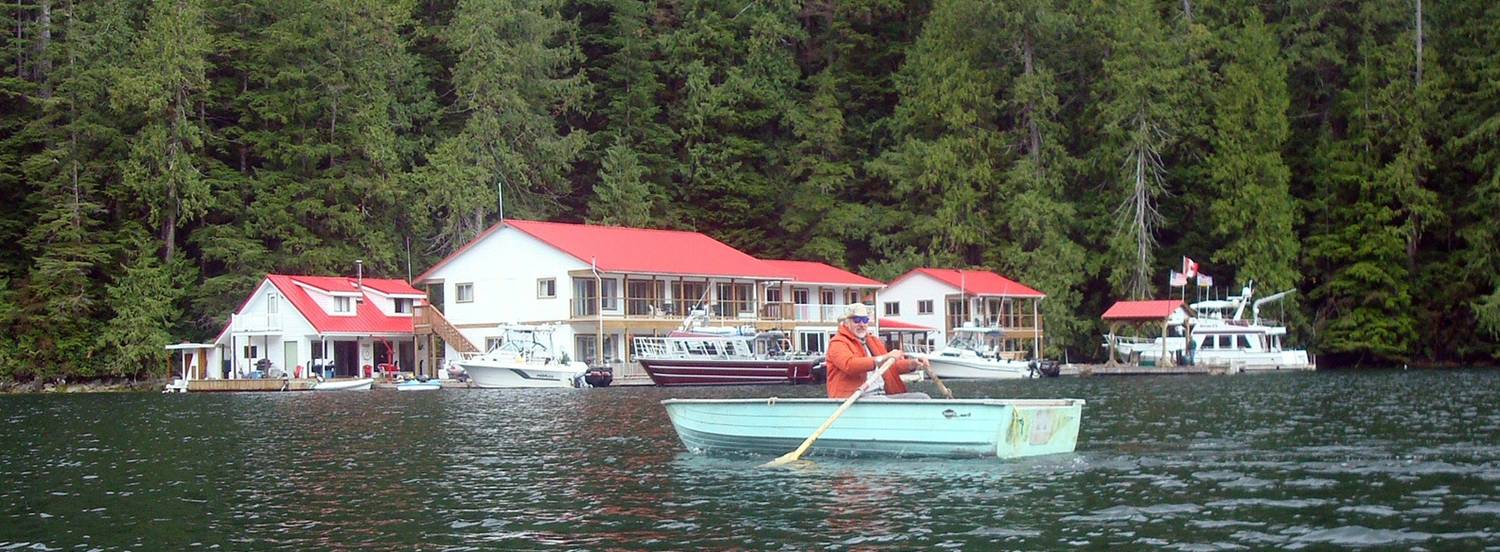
[947,313,1043,334]
[232,313,282,332]
[569,297,850,325]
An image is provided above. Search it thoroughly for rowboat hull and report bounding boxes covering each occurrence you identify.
[396,381,442,391]
[638,358,818,386]
[313,378,374,391]
[661,398,1084,459]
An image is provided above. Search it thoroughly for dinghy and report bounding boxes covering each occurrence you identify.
[395,380,442,391]
[312,377,374,391]
[662,397,1084,459]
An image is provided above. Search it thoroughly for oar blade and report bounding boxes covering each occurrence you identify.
[762,451,803,468]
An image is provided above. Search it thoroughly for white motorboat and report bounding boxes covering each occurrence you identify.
[456,325,588,389]
[912,327,1035,379]
[313,377,374,391]
[1113,283,1314,371]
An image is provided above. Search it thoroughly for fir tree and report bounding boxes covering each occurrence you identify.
[1092,0,1183,299]
[98,237,180,377]
[1206,10,1298,293]
[418,0,588,254]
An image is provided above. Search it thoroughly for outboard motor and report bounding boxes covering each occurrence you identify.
[584,365,613,388]
[446,362,469,382]
[1027,359,1061,378]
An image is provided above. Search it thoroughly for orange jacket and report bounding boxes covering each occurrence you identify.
[825,324,915,398]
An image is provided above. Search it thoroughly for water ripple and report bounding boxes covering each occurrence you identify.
[1,370,1499,548]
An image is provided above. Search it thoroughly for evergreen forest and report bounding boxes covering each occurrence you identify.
[3,0,1498,380]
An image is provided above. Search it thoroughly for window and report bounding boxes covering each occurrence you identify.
[485,337,504,352]
[792,288,810,305]
[334,296,352,313]
[268,293,279,314]
[537,278,556,299]
[601,279,619,311]
[799,332,826,353]
[765,287,781,303]
[884,302,900,316]
[575,335,596,364]
[846,290,860,304]
[714,282,734,316]
[820,289,835,305]
[735,283,754,314]
[242,345,259,358]
[455,283,474,303]
[394,298,412,314]
[574,334,618,365]
[574,280,597,316]
[627,279,665,315]
[918,300,934,315]
[1235,335,1251,349]
[674,281,708,312]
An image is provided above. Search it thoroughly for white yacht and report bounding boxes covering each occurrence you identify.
[456,325,588,388]
[1117,284,1314,371]
[913,327,1043,379]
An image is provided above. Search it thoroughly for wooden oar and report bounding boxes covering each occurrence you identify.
[923,361,954,399]
[763,357,898,467]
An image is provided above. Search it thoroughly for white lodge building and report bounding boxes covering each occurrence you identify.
[877,268,1047,352]
[411,220,884,378]
[204,274,425,380]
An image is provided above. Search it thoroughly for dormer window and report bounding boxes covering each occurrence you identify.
[335,296,353,313]
[394,298,413,314]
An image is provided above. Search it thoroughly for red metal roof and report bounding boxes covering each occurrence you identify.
[759,259,883,287]
[1101,300,1186,322]
[875,317,935,331]
[890,268,1045,298]
[267,274,419,335]
[415,220,791,282]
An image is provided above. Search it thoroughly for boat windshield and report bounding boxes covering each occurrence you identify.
[493,328,555,357]
[947,330,999,352]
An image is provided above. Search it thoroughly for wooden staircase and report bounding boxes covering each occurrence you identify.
[415,304,480,354]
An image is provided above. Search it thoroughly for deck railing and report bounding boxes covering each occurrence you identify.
[232,313,282,332]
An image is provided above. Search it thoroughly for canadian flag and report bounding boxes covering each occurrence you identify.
[1182,256,1199,278]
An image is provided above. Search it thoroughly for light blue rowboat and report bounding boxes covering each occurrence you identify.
[661,398,1085,459]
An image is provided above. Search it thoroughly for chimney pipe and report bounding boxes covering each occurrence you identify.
[356,260,363,288]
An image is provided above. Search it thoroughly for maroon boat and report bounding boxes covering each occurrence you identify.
[632,329,823,386]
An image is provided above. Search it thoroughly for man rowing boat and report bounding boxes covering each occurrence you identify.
[825,303,931,399]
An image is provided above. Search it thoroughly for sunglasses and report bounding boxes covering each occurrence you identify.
[849,315,870,324]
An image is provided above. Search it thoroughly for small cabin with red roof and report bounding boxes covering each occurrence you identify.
[199,274,425,381]
[878,268,1047,353]
[410,220,887,377]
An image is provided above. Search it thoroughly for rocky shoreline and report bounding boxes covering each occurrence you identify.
[1,377,168,394]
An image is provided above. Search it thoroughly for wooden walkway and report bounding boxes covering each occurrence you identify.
[185,378,320,392]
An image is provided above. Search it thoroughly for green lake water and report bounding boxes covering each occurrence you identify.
[3,369,1499,549]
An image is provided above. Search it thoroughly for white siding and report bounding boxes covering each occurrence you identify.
[421,226,590,359]
[878,273,957,348]
[227,280,318,377]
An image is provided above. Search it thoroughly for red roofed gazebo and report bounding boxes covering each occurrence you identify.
[1101,300,1194,365]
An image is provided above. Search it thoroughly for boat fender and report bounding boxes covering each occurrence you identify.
[765,397,778,405]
